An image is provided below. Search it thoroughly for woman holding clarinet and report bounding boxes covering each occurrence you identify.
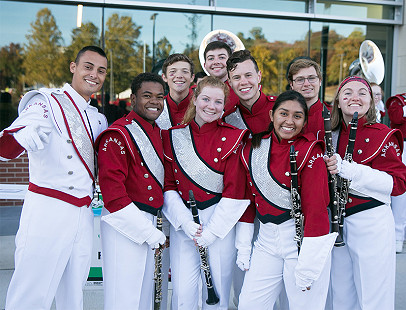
[324,76,406,310]
[161,76,250,310]
[237,90,337,310]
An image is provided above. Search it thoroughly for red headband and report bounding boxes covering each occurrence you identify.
[338,76,372,96]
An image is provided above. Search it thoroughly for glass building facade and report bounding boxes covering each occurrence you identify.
[0,0,403,128]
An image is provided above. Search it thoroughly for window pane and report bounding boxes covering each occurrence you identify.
[108,0,210,4]
[310,22,391,103]
[316,1,394,20]
[102,8,212,98]
[218,0,307,13]
[213,15,311,95]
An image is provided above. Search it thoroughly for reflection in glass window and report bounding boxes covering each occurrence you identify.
[218,0,306,13]
[0,0,394,128]
[0,1,103,129]
[112,0,210,5]
[103,8,211,96]
[316,1,394,20]
[214,15,311,95]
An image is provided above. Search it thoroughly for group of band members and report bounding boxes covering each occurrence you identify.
[0,42,406,310]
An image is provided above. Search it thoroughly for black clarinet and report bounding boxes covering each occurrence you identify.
[323,106,345,247]
[153,209,164,310]
[336,112,358,239]
[188,190,220,305]
[289,145,304,254]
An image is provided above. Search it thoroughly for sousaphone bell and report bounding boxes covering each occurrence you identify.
[199,29,245,75]
[348,40,385,84]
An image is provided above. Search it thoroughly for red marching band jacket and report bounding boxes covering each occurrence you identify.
[163,119,249,209]
[163,88,194,127]
[96,110,164,215]
[386,93,406,139]
[303,99,331,140]
[222,91,276,135]
[241,132,330,238]
[335,117,406,216]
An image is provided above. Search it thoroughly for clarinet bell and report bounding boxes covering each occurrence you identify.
[206,288,220,305]
[334,234,345,247]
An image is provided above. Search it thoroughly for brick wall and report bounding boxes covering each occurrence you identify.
[0,153,29,206]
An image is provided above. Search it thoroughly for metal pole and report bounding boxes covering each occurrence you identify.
[151,13,158,70]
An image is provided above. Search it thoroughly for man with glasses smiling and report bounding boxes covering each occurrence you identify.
[288,58,329,139]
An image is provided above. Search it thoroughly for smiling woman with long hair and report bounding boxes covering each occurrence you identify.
[237,90,336,310]
[325,76,406,310]
[162,76,250,310]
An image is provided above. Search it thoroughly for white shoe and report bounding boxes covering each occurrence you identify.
[396,240,404,253]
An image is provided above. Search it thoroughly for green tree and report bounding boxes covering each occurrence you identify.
[0,43,24,91]
[66,22,100,62]
[156,37,173,61]
[23,8,66,87]
[105,13,142,95]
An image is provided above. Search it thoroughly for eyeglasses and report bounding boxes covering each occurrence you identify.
[292,76,319,85]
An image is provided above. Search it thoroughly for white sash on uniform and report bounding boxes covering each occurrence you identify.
[250,136,292,209]
[155,99,172,130]
[52,92,95,180]
[171,126,223,194]
[125,120,164,188]
[224,108,248,130]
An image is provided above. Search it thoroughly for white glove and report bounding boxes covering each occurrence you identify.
[195,228,217,247]
[146,228,166,249]
[13,124,52,152]
[296,273,313,291]
[236,251,251,271]
[235,222,254,271]
[403,105,406,117]
[181,220,200,240]
[333,153,355,181]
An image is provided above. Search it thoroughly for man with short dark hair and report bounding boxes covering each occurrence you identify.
[97,72,167,309]
[224,49,276,133]
[156,53,195,128]
[224,49,276,308]
[288,58,328,139]
[0,45,108,310]
[203,41,240,113]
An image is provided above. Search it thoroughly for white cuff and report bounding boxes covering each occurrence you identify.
[101,203,156,245]
[206,197,250,239]
[163,190,193,230]
[403,105,406,117]
[295,233,337,288]
[346,161,393,205]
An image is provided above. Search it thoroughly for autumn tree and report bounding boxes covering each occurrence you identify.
[327,29,364,85]
[23,8,66,87]
[0,43,24,91]
[105,13,142,95]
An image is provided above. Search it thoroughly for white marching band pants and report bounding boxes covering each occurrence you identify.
[329,205,396,310]
[100,209,156,310]
[238,219,331,310]
[231,218,289,310]
[6,191,94,310]
[169,204,236,310]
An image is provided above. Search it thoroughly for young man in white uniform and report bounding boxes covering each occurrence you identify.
[0,46,108,310]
